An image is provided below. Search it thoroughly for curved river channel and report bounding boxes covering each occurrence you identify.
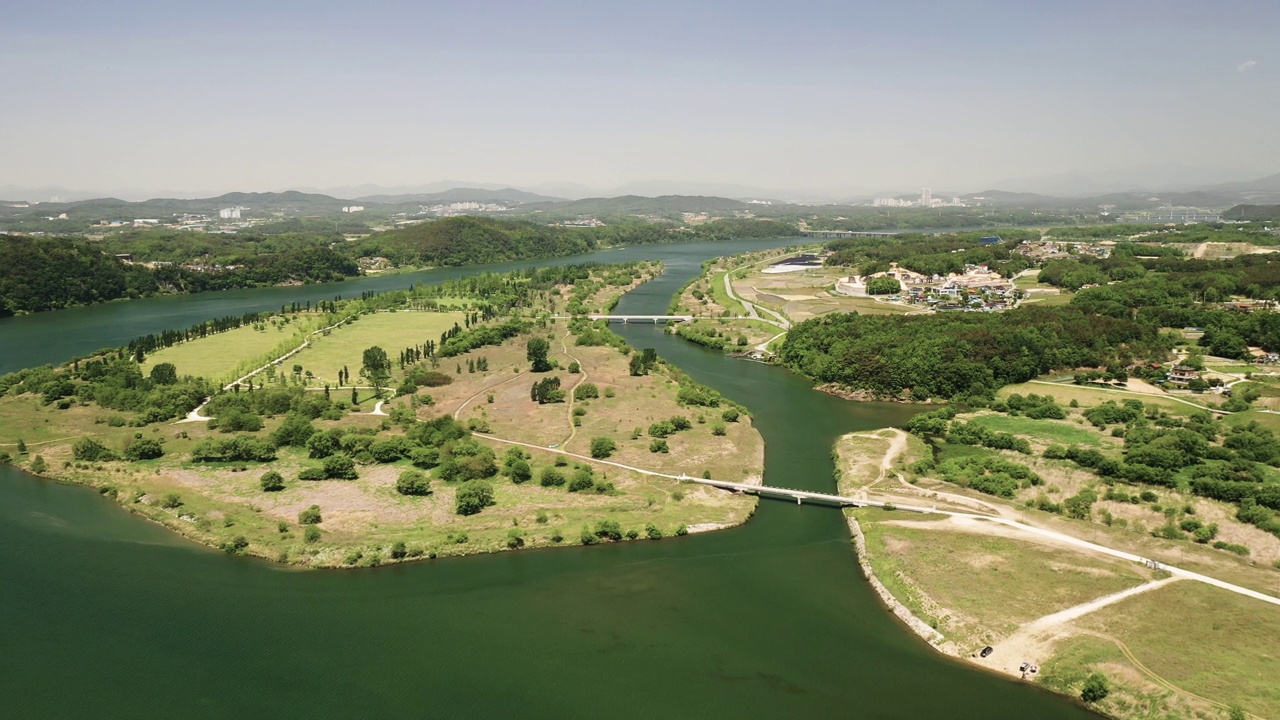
[0,239,1097,719]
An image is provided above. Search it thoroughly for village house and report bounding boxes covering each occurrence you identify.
[1167,365,1200,385]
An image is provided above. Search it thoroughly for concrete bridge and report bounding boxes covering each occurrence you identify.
[688,477,935,511]
[552,314,693,324]
[801,230,899,239]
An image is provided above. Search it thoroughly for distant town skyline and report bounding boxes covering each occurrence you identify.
[1,0,1276,200]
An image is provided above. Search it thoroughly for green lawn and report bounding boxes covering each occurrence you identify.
[143,321,311,384]
[290,311,467,385]
[1222,410,1280,433]
[710,269,747,315]
[970,414,1105,446]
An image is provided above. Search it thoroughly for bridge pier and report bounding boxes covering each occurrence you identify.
[796,496,802,505]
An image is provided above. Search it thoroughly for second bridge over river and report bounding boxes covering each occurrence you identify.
[551,314,693,324]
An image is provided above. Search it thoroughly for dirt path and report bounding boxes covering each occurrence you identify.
[452,368,529,420]
[846,429,1016,518]
[556,328,589,448]
[724,259,791,330]
[974,578,1181,677]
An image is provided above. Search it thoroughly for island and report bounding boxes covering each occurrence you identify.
[0,260,764,566]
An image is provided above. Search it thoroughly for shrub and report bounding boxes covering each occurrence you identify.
[160,492,183,509]
[568,469,595,493]
[303,526,321,543]
[1213,541,1250,556]
[74,438,115,462]
[217,410,264,433]
[573,383,599,400]
[711,423,727,436]
[396,469,432,496]
[322,454,358,480]
[259,471,285,492]
[306,432,339,458]
[649,439,669,453]
[221,536,249,555]
[539,467,566,487]
[675,524,688,536]
[122,437,164,461]
[390,541,407,559]
[594,519,622,541]
[369,438,411,463]
[590,436,617,459]
[1080,673,1109,704]
[271,413,315,447]
[298,505,322,524]
[645,523,662,539]
[298,467,326,481]
[455,480,495,516]
[508,458,532,484]
[649,421,674,438]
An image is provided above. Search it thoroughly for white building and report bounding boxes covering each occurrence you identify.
[342,205,365,213]
[920,187,932,206]
[218,207,242,219]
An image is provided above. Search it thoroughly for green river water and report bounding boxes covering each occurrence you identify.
[0,239,1096,719]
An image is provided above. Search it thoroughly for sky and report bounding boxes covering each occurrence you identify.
[1,0,1277,200]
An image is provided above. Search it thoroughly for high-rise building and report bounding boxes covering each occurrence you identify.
[920,187,932,206]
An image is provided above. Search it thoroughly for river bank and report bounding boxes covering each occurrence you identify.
[0,236,1102,720]
[833,418,1280,720]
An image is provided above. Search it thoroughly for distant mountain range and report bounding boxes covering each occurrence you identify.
[352,187,564,204]
[3,171,1278,221]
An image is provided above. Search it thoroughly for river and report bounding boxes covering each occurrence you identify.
[0,239,1095,719]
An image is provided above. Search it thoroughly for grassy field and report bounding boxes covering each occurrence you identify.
[1223,409,1280,433]
[1020,292,1075,307]
[854,509,1148,648]
[291,311,466,385]
[1044,581,1280,720]
[710,268,747,315]
[143,321,309,383]
[969,414,1105,446]
[997,381,1213,416]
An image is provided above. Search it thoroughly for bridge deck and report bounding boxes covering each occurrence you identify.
[688,477,936,512]
[550,314,693,322]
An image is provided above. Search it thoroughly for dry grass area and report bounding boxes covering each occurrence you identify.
[997,381,1222,416]
[438,322,765,484]
[854,509,1150,649]
[732,266,918,322]
[832,431,892,494]
[1041,581,1280,720]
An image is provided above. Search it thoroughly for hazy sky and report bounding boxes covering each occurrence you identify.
[1,0,1276,198]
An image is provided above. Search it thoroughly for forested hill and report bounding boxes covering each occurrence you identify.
[777,306,1166,401]
[1223,204,1280,221]
[351,217,598,267]
[0,235,357,316]
[349,216,800,266]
